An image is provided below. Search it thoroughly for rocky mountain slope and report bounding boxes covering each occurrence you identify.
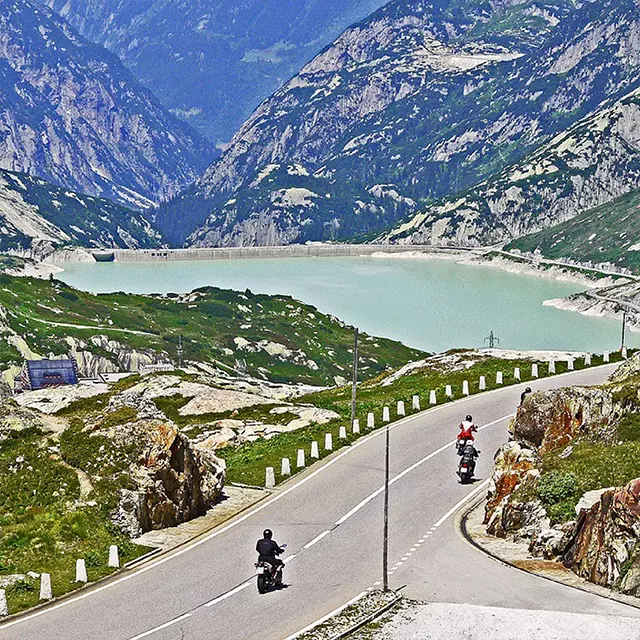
[387,85,640,245]
[40,0,390,145]
[506,188,640,275]
[0,0,213,209]
[485,353,640,596]
[0,168,160,252]
[155,0,640,247]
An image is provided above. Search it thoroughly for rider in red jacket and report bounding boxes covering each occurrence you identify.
[457,414,478,442]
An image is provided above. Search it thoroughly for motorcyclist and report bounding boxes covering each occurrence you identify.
[460,442,480,476]
[256,529,285,575]
[456,414,477,454]
[520,387,532,406]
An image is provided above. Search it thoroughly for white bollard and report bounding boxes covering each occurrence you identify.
[604,351,610,363]
[462,380,470,396]
[479,376,486,390]
[567,358,574,371]
[297,449,305,468]
[367,412,375,428]
[0,589,7,617]
[265,467,275,488]
[584,353,592,366]
[445,385,453,397]
[281,458,291,476]
[531,364,539,378]
[622,347,628,359]
[513,368,520,381]
[75,559,88,583]
[549,360,556,373]
[397,400,405,416]
[108,545,119,569]
[412,395,420,410]
[352,419,360,434]
[382,406,390,423]
[39,573,52,601]
[496,372,503,385]
[339,426,347,439]
[311,441,319,459]
[325,433,333,451]
[429,390,437,405]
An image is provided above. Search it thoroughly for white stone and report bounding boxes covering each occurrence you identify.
[567,358,574,371]
[575,488,614,515]
[296,449,305,468]
[108,545,119,569]
[531,364,538,378]
[479,376,486,390]
[412,395,420,410]
[604,351,610,363]
[549,360,556,373]
[325,433,333,450]
[397,401,405,416]
[339,426,347,439]
[265,467,276,488]
[445,385,453,397]
[462,380,469,396]
[513,368,520,381]
[39,573,52,601]
[0,589,7,616]
[496,372,503,385]
[281,458,291,476]
[429,390,437,405]
[75,559,87,583]
[311,441,319,459]
[367,412,375,428]
[352,419,360,434]
[383,406,390,422]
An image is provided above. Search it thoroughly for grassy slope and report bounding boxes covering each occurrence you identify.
[506,189,640,275]
[0,271,424,385]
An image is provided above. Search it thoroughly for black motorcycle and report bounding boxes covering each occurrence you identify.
[457,447,479,484]
[255,544,286,594]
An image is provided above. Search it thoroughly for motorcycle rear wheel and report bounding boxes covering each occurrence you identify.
[257,575,267,594]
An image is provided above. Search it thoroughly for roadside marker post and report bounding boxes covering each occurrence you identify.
[462,380,470,396]
[367,412,375,428]
[479,376,486,390]
[281,458,291,476]
[39,573,52,601]
[604,351,610,363]
[75,559,87,583]
[311,441,319,459]
[567,358,574,371]
[549,360,556,373]
[265,467,275,488]
[531,364,538,378]
[0,589,7,617]
[585,354,592,366]
[325,433,333,451]
[445,385,452,398]
[513,368,520,381]
[429,390,437,405]
[352,419,360,434]
[412,395,420,410]
[622,347,628,359]
[297,449,305,468]
[108,545,119,569]
[383,406,390,422]
[339,426,347,439]
[496,372,503,385]
[397,401,405,416]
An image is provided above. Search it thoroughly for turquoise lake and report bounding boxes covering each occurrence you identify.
[56,256,639,354]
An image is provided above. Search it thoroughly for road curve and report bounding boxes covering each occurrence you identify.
[2,364,639,640]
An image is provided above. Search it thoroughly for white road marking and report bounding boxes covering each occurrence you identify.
[127,613,192,640]
[433,479,491,528]
[204,583,252,608]
[303,530,331,549]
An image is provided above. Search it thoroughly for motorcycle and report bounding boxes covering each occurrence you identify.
[255,543,286,594]
[456,437,474,456]
[457,449,479,484]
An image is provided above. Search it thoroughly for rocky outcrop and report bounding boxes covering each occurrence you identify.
[111,420,226,537]
[0,0,212,209]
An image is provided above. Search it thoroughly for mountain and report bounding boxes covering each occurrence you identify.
[387,86,640,245]
[39,0,390,144]
[505,188,640,275]
[0,168,160,252]
[0,0,213,209]
[155,0,640,248]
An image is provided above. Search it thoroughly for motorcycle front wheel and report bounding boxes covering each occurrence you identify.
[257,575,267,594]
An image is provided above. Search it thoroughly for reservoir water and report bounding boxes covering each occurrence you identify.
[56,256,639,354]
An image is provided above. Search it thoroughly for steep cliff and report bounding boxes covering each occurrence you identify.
[156,0,640,247]
[0,0,213,208]
[485,353,640,596]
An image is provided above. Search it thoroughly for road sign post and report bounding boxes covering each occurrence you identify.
[383,421,390,591]
[622,309,627,352]
[351,328,359,431]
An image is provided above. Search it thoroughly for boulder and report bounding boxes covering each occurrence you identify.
[111,420,226,537]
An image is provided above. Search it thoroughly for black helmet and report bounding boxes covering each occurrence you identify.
[263,529,273,539]
[465,415,472,422]
[525,387,532,393]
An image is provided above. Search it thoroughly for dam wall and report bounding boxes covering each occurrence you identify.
[109,244,469,262]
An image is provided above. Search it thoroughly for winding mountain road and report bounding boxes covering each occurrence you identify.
[2,364,639,640]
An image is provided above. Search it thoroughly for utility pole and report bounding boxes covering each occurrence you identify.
[350,328,359,430]
[622,309,627,352]
[177,335,183,369]
[383,419,390,592]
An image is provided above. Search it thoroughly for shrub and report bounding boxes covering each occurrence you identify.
[538,471,580,506]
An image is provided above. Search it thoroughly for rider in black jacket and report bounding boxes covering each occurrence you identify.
[256,529,285,570]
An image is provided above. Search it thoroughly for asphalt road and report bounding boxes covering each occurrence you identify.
[2,364,639,640]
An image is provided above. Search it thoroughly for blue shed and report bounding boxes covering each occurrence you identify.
[22,359,79,390]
